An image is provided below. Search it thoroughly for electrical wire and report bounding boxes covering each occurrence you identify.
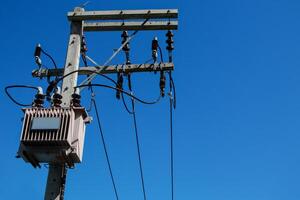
[121,91,134,114]
[121,57,155,114]
[169,72,176,109]
[121,56,153,114]
[168,74,175,200]
[41,49,58,70]
[75,84,161,105]
[91,94,120,200]
[158,46,164,63]
[41,48,59,80]
[127,75,147,200]
[5,85,39,106]
[56,69,117,86]
[160,41,176,198]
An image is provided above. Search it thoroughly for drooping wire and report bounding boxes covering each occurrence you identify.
[91,90,120,200]
[121,90,134,114]
[41,48,59,81]
[168,72,175,200]
[56,68,118,86]
[75,84,161,105]
[121,56,153,114]
[169,72,176,109]
[128,74,147,200]
[5,85,40,106]
[44,68,118,101]
[158,46,164,63]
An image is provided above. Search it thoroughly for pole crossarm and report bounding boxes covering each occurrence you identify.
[68,9,178,21]
[32,63,174,78]
[83,21,178,31]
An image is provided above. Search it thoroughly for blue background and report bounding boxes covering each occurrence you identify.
[1,0,300,199]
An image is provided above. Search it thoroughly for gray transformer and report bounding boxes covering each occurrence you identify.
[17,107,90,168]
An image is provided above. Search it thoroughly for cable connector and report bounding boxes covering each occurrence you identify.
[152,37,159,63]
[160,71,166,97]
[116,72,123,99]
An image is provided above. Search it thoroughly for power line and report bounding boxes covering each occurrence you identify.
[5,85,40,106]
[75,84,161,105]
[40,48,59,81]
[84,52,120,200]
[168,72,175,200]
[121,91,134,114]
[127,75,147,200]
[169,86,174,200]
[91,94,120,200]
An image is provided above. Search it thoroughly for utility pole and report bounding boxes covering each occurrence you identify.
[45,7,84,200]
[16,7,178,200]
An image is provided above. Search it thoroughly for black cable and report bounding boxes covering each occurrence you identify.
[169,82,175,200]
[92,97,120,200]
[45,69,118,100]
[4,85,39,106]
[41,48,59,80]
[41,49,58,70]
[159,42,176,199]
[75,84,161,105]
[158,46,164,63]
[56,69,118,86]
[127,76,147,200]
[121,91,134,114]
[169,72,176,109]
[40,64,52,84]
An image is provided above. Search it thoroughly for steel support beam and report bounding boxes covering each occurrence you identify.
[32,63,174,78]
[68,9,178,21]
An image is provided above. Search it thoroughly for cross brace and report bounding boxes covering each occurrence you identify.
[32,63,174,78]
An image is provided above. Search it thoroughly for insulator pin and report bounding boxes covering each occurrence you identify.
[166,30,174,51]
[33,93,45,108]
[71,93,81,107]
[52,88,62,107]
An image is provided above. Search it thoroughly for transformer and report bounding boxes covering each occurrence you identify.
[17,107,90,168]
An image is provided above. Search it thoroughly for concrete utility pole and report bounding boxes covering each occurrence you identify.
[29,7,178,200]
[44,7,84,200]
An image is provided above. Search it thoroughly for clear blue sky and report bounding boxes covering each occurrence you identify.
[1,0,300,199]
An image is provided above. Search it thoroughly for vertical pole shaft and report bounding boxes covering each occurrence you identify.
[44,7,84,200]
